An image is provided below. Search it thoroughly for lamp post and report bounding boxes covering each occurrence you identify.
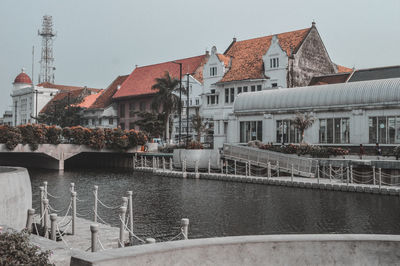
[186,74,190,148]
[34,89,38,123]
[172,61,182,145]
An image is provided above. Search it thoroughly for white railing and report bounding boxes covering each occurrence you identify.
[223,144,318,177]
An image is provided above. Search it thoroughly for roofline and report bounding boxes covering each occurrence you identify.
[214,78,269,86]
[113,92,157,101]
[311,72,352,79]
[133,54,206,70]
[353,65,400,72]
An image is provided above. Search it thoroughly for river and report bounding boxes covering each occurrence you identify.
[29,168,400,241]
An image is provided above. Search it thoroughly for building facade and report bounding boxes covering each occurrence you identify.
[230,78,400,147]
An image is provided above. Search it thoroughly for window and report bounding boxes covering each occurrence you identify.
[120,104,125,118]
[319,118,350,144]
[139,102,146,111]
[210,67,217,76]
[99,118,102,125]
[243,86,248,92]
[225,88,229,103]
[189,99,192,106]
[207,95,219,105]
[240,121,263,143]
[257,85,262,91]
[129,103,135,117]
[276,120,301,143]
[272,83,278,88]
[237,87,242,94]
[195,98,199,105]
[129,122,135,130]
[230,88,235,103]
[109,118,113,125]
[369,116,400,144]
[270,57,279,68]
[120,122,125,130]
[251,85,256,92]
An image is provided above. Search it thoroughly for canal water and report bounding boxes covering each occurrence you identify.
[29,168,400,241]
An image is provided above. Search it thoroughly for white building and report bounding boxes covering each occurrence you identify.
[230,78,400,146]
[200,23,348,149]
[10,69,59,126]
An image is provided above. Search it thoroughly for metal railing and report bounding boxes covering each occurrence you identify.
[223,144,318,178]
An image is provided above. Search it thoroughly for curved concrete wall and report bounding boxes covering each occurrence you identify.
[0,167,32,230]
[173,149,220,169]
[71,234,400,266]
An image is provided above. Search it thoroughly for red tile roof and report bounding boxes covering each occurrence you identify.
[336,64,353,73]
[219,28,311,83]
[37,82,101,93]
[14,72,32,84]
[113,55,208,99]
[217,54,231,67]
[308,73,351,86]
[75,92,102,108]
[89,75,129,109]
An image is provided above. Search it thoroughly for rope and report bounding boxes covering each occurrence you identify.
[85,246,92,252]
[167,231,183,241]
[46,191,61,199]
[76,197,85,202]
[56,224,70,248]
[48,203,70,214]
[119,215,146,243]
[96,195,121,210]
[98,237,106,250]
[58,218,72,229]
[94,209,111,226]
[76,211,92,219]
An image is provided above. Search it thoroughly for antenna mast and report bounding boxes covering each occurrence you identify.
[38,15,56,83]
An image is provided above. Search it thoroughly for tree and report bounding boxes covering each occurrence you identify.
[191,107,208,142]
[133,111,165,138]
[291,112,315,143]
[38,97,83,127]
[151,71,182,142]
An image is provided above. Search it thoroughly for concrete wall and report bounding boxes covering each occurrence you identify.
[173,149,220,169]
[70,234,400,266]
[0,167,31,230]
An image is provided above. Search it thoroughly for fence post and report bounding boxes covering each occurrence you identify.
[225,159,228,176]
[195,160,199,179]
[70,182,75,193]
[169,157,173,171]
[26,209,35,233]
[43,181,48,199]
[340,164,344,183]
[291,164,294,181]
[39,186,45,227]
[317,165,320,184]
[90,224,99,252]
[182,159,187,178]
[162,157,166,171]
[93,186,98,222]
[379,168,382,190]
[152,157,155,172]
[141,156,144,167]
[133,154,136,170]
[145,238,156,244]
[248,161,251,177]
[144,156,147,167]
[127,191,134,244]
[181,218,189,240]
[122,197,128,208]
[277,162,280,177]
[71,191,77,235]
[373,166,376,185]
[220,160,223,174]
[234,160,237,176]
[267,162,271,178]
[119,206,127,248]
[50,213,57,241]
[329,164,332,182]
[245,162,248,177]
[43,199,49,238]
[351,165,354,183]
[208,159,211,174]
[346,166,350,186]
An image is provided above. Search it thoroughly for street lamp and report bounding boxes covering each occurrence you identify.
[186,74,190,148]
[172,61,182,145]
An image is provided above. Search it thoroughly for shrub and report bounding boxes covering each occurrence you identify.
[259,143,349,158]
[0,230,53,265]
[187,141,203,149]
[88,128,105,150]
[46,126,62,145]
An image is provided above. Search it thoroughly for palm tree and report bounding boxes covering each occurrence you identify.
[291,112,315,143]
[191,107,208,142]
[151,71,181,143]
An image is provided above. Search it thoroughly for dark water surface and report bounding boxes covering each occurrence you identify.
[29,168,400,241]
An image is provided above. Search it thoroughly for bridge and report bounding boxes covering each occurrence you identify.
[0,144,152,170]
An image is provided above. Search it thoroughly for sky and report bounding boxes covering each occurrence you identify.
[0,0,399,114]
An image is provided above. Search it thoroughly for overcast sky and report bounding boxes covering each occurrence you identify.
[1,0,399,114]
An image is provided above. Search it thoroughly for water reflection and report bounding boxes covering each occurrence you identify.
[29,169,400,241]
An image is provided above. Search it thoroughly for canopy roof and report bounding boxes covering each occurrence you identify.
[234,78,400,113]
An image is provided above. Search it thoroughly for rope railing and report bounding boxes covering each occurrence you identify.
[118,215,146,244]
[46,191,61,199]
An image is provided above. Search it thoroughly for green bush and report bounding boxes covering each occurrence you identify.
[259,143,349,158]
[0,230,54,265]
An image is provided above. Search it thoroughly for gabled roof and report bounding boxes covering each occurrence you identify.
[75,92,102,108]
[336,64,353,73]
[309,73,351,86]
[113,55,208,99]
[37,82,101,93]
[89,75,128,109]
[219,27,311,83]
[348,65,400,82]
[40,89,86,114]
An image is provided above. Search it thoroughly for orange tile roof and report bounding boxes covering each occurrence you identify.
[37,82,101,93]
[217,54,230,67]
[336,64,353,73]
[89,75,129,109]
[308,73,351,86]
[40,89,85,114]
[75,92,102,108]
[113,55,208,99]
[220,28,311,83]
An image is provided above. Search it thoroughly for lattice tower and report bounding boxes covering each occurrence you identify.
[38,15,56,83]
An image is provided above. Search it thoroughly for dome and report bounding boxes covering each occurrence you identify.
[14,69,32,84]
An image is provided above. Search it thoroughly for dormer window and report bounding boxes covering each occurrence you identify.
[210,67,217,76]
[270,58,279,68]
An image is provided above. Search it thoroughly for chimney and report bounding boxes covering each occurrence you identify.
[312,21,316,27]
[233,37,237,42]
[205,50,209,56]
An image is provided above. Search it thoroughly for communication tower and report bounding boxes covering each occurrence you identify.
[38,15,56,83]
